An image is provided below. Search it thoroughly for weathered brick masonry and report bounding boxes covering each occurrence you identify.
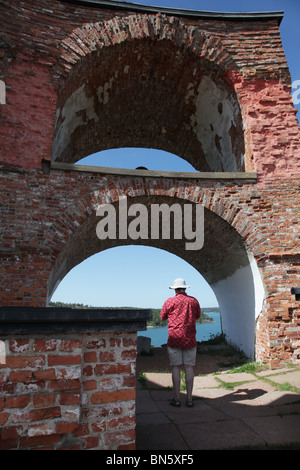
[0,0,300,450]
[0,312,142,450]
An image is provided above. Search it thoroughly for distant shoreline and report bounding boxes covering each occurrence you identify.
[147,318,216,328]
[48,302,219,328]
[146,311,218,328]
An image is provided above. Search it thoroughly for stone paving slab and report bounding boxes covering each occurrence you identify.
[136,367,300,450]
[193,375,220,388]
[144,372,173,388]
[136,411,171,426]
[266,370,300,388]
[150,389,175,401]
[242,415,300,447]
[256,368,296,377]
[177,419,266,450]
[157,397,228,423]
[216,372,257,383]
[136,423,189,451]
[191,387,233,399]
[136,389,161,414]
[254,390,300,407]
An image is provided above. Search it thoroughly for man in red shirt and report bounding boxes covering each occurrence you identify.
[160,278,201,408]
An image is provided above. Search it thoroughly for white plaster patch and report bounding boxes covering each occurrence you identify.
[15,382,40,394]
[52,84,99,159]
[61,406,80,421]
[190,75,239,171]
[56,366,81,380]
[28,424,55,437]
[97,78,113,105]
[97,71,119,105]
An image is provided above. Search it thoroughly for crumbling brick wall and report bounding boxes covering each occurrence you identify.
[0,329,137,450]
[0,1,299,176]
[0,167,299,367]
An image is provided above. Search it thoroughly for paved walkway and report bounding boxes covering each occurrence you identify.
[136,366,300,450]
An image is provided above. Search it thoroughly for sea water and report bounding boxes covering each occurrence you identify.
[138,312,221,347]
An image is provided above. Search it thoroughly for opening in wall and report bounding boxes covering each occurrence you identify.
[77,148,197,172]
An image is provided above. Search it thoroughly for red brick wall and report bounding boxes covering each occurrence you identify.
[0,166,299,367]
[1,1,299,177]
[0,331,137,450]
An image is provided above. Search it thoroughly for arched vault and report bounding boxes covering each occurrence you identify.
[52,14,245,172]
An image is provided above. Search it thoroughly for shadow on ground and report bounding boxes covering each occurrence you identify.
[135,344,300,450]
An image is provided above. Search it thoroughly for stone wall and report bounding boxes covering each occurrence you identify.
[0,307,150,450]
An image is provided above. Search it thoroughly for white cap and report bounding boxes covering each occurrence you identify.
[169,278,190,289]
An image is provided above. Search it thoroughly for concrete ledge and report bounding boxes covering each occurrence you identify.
[51,162,257,181]
[0,307,152,334]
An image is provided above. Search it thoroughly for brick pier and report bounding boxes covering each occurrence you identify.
[0,307,151,449]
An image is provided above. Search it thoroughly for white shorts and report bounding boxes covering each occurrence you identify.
[167,347,197,366]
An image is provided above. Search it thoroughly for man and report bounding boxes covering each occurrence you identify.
[160,278,201,408]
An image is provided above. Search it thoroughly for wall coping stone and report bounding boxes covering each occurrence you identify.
[62,0,284,24]
[0,307,152,334]
[50,162,258,181]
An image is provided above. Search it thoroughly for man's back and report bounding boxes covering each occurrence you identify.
[160,292,201,349]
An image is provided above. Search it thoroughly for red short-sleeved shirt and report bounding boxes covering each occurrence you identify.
[160,292,201,349]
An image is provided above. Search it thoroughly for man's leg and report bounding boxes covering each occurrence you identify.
[172,365,181,402]
[183,347,196,405]
[184,365,194,403]
[167,347,182,405]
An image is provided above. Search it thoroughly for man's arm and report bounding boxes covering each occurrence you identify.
[196,302,201,320]
[160,301,169,321]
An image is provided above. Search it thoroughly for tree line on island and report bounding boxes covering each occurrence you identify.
[49,302,219,327]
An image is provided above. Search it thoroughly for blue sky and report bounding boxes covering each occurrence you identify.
[51,0,299,309]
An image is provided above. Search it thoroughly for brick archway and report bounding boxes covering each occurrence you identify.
[47,182,265,359]
[48,14,267,358]
[52,13,245,172]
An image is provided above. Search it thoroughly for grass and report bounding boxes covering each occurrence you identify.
[137,372,147,384]
[197,333,252,370]
[225,360,268,374]
[214,378,251,390]
[180,370,186,391]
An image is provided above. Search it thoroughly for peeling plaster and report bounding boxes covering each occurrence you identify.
[97,72,119,105]
[190,76,241,171]
[52,84,98,159]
